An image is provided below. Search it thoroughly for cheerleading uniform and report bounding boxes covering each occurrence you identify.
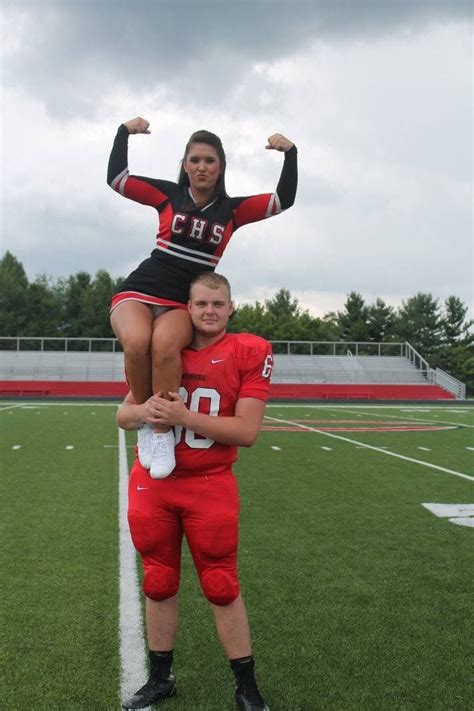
[108,124,297,310]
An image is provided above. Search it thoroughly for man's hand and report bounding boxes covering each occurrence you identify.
[152,392,189,428]
[265,133,294,152]
[124,116,151,134]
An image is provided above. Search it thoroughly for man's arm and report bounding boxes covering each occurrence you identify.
[117,391,266,447]
[116,391,152,431]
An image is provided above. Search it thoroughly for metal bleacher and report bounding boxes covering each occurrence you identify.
[0,338,466,398]
[271,354,427,384]
[0,350,126,382]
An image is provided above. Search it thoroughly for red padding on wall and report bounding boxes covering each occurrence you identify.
[0,380,454,400]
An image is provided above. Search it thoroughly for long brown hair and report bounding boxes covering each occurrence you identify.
[178,130,227,203]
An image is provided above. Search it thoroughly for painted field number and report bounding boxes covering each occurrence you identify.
[422,503,474,529]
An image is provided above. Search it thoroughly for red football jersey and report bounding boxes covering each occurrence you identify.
[173,333,273,476]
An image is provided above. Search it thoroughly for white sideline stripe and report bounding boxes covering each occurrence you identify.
[418,447,431,451]
[265,415,474,482]
[118,427,150,709]
[321,446,332,451]
[0,404,21,412]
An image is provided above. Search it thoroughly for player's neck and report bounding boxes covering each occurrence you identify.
[192,329,227,350]
[189,187,215,208]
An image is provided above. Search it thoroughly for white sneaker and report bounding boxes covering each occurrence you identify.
[149,430,176,479]
[137,424,154,469]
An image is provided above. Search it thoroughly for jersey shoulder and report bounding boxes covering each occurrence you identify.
[224,333,272,358]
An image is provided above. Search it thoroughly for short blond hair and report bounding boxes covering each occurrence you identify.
[189,272,232,299]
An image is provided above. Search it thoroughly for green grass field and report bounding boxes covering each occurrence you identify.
[1,401,473,710]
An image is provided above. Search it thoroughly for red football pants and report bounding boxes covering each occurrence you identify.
[128,461,240,606]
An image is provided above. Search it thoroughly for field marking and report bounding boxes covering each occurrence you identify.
[271,446,281,451]
[422,503,474,529]
[262,423,455,433]
[325,406,474,430]
[0,403,21,412]
[265,415,474,482]
[418,447,431,451]
[12,445,21,450]
[321,446,332,451]
[118,428,150,709]
[65,445,74,450]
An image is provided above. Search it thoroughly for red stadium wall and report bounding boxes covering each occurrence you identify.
[0,380,454,400]
[268,383,454,400]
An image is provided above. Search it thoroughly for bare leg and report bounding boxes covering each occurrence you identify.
[210,593,252,659]
[151,309,193,432]
[111,301,153,403]
[146,596,179,650]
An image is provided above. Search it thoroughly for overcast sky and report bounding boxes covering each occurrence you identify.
[1,0,472,317]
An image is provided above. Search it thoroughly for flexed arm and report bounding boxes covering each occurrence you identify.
[107,117,149,187]
[107,117,170,207]
[232,133,298,227]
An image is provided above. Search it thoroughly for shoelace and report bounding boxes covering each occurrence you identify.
[151,435,173,457]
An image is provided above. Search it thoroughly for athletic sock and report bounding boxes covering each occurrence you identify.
[230,655,259,695]
[149,650,173,679]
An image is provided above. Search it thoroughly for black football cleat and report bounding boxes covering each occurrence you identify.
[235,687,269,711]
[122,672,176,709]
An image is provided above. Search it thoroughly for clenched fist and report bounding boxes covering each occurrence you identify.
[265,133,294,152]
[124,117,151,135]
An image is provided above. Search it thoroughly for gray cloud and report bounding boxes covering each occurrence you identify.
[2,0,471,116]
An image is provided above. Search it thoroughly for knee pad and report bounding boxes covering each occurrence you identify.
[200,567,239,606]
[143,563,180,601]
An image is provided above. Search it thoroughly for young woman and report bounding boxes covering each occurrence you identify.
[107,117,297,477]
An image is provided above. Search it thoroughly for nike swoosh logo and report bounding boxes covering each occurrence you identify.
[211,359,225,364]
[137,485,149,491]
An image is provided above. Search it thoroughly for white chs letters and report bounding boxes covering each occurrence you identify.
[175,386,221,449]
[171,213,225,244]
[189,218,208,241]
[171,213,187,235]
[209,224,224,245]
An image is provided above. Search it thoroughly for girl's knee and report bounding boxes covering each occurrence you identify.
[122,336,151,359]
[152,339,181,364]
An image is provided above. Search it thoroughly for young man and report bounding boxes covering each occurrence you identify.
[117,272,274,711]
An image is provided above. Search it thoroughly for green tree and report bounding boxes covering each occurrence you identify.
[26,275,63,336]
[229,302,272,338]
[437,296,474,393]
[0,251,29,336]
[336,292,370,342]
[441,296,472,345]
[395,292,443,357]
[230,289,331,350]
[79,269,118,339]
[58,271,92,337]
[367,298,396,342]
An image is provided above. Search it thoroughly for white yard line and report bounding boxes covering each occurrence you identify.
[265,415,474,482]
[0,403,21,412]
[324,405,474,430]
[118,427,150,709]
